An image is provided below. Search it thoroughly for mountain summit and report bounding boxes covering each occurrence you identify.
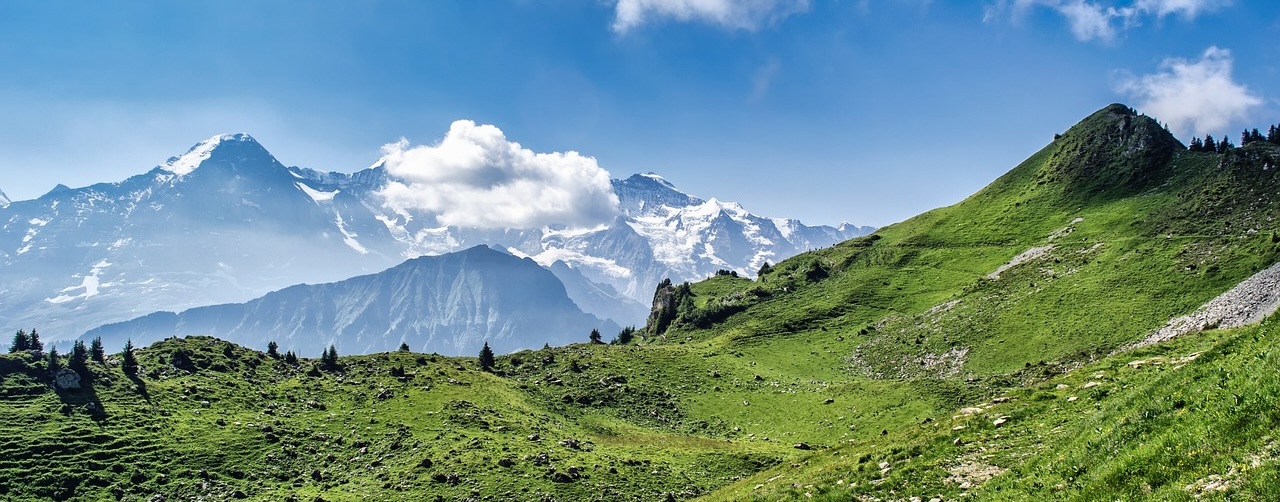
[160,133,269,176]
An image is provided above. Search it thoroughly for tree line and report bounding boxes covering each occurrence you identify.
[1187,124,1280,153]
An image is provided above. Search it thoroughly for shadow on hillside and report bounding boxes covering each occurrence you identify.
[53,371,109,424]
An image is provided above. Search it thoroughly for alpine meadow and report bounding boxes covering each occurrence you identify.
[5,103,1280,500]
[4,1,1280,501]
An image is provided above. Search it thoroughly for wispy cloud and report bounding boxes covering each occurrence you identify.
[612,0,811,33]
[986,0,1227,42]
[749,58,781,103]
[1116,46,1262,138]
[377,120,619,229]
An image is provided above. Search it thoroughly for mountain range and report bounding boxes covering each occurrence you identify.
[0,133,869,352]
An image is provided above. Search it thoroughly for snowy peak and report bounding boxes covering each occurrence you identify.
[0,187,9,207]
[613,173,703,216]
[160,133,271,176]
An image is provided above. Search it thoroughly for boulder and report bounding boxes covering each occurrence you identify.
[54,368,81,390]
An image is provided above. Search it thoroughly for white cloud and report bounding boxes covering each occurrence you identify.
[1057,1,1120,41]
[990,0,1226,42]
[377,120,620,230]
[612,0,810,33]
[1117,46,1262,138]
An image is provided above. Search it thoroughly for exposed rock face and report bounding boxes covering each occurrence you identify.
[54,368,81,390]
[645,280,680,336]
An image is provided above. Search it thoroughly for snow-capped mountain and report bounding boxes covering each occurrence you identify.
[0,188,9,208]
[85,245,616,356]
[0,133,871,350]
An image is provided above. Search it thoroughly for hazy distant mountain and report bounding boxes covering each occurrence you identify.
[0,133,871,348]
[85,245,617,356]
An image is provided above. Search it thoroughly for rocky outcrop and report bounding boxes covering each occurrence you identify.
[54,368,81,390]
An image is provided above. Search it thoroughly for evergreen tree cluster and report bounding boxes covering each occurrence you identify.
[613,326,636,345]
[1188,134,1235,153]
[319,345,340,370]
[89,336,105,364]
[1187,123,1280,153]
[8,329,43,353]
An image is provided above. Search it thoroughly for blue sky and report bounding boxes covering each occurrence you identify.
[1,0,1276,226]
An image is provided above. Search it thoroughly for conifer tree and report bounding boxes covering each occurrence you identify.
[121,339,139,376]
[47,345,60,373]
[9,329,29,353]
[478,342,495,371]
[69,340,89,375]
[589,328,603,344]
[399,342,411,352]
[89,336,105,363]
[1204,135,1217,153]
[29,330,43,353]
[266,341,279,359]
[284,351,298,365]
[1188,137,1204,152]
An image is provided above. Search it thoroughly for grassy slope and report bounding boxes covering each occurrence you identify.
[4,104,1280,501]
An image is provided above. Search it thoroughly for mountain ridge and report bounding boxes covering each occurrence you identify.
[84,245,618,356]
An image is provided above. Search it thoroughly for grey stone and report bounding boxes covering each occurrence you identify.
[54,368,81,390]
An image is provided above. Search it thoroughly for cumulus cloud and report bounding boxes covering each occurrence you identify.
[378,120,619,229]
[1116,46,1262,138]
[989,0,1227,42]
[612,0,810,33]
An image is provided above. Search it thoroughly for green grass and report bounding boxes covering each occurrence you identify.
[4,105,1280,500]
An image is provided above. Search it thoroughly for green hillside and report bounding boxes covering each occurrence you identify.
[4,104,1280,501]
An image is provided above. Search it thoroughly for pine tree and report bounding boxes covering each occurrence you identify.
[589,329,603,344]
[478,342,495,371]
[121,339,139,376]
[1268,125,1279,145]
[47,346,61,373]
[284,351,298,365]
[399,342,411,352]
[89,336,105,363]
[1217,136,1234,153]
[267,341,280,359]
[29,330,43,353]
[9,329,29,353]
[1188,137,1204,152]
[69,340,89,375]
[1204,135,1217,153]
